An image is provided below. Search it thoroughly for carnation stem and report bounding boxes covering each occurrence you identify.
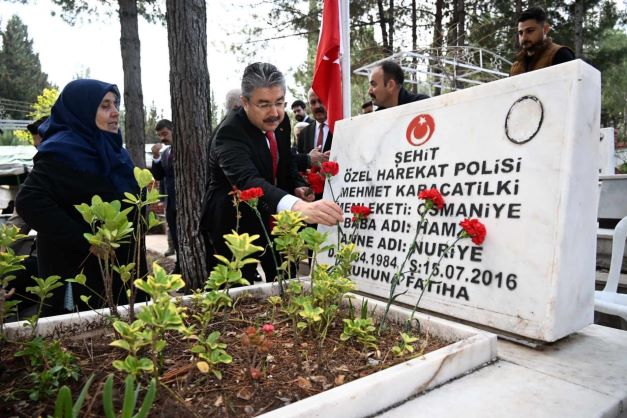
[326,176,342,251]
[406,236,463,329]
[253,208,284,297]
[379,206,429,335]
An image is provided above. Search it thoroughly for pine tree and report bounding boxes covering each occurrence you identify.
[0,15,50,119]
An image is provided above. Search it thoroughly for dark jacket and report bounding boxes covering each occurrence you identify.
[15,155,143,316]
[376,87,430,111]
[151,147,176,210]
[200,109,303,279]
[294,121,334,171]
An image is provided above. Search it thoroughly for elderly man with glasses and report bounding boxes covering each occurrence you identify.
[200,62,343,283]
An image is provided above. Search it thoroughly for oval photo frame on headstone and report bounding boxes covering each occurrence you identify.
[505,95,544,145]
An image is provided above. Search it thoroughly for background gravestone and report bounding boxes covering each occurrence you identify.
[319,60,600,342]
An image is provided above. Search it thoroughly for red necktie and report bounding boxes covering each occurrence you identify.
[266,130,278,182]
[316,123,324,149]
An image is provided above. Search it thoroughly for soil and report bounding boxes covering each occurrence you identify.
[0,256,450,417]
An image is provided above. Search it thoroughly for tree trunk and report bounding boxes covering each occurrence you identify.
[411,0,417,51]
[432,0,444,96]
[411,0,417,93]
[118,0,146,168]
[388,0,394,52]
[573,0,584,58]
[376,0,390,54]
[457,0,465,47]
[514,0,523,49]
[447,0,458,47]
[165,0,210,289]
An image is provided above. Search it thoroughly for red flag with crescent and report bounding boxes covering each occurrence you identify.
[312,0,343,133]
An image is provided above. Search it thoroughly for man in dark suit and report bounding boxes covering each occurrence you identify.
[294,89,332,172]
[200,62,343,282]
[151,119,180,273]
[291,99,314,124]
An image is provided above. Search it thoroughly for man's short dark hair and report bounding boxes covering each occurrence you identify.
[155,119,173,132]
[26,116,49,134]
[518,7,547,24]
[377,60,404,87]
[361,101,373,109]
[291,99,306,110]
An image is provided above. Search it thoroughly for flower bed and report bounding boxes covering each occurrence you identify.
[2,282,496,417]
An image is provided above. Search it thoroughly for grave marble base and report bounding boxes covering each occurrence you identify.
[380,325,627,418]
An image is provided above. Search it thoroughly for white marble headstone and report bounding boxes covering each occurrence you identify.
[599,127,616,175]
[318,60,600,342]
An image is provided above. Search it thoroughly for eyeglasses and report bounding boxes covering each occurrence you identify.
[250,100,286,111]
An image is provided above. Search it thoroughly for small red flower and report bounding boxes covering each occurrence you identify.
[249,367,262,380]
[320,161,339,177]
[418,187,445,210]
[351,205,372,222]
[239,187,264,202]
[261,323,275,335]
[307,171,325,194]
[459,218,487,245]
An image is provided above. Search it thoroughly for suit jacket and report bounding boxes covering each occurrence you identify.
[200,108,303,241]
[294,122,334,171]
[151,146,176,212]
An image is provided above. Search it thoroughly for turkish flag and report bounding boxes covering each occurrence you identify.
[312,0,342,133]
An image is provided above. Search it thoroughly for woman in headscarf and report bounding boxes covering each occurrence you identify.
[15,79,144,316]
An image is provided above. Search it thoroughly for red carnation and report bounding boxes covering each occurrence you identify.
[307,171,325,194]
[261,323,275,335]
[239,187,264,202]
[459,218,487,245]
[320,161,339,177]
[418,187,445,210]
[351,204,372,222]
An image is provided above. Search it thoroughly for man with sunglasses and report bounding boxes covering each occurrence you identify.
[200,62,343,283]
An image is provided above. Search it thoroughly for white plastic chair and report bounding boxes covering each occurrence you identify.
[595,216,627,322]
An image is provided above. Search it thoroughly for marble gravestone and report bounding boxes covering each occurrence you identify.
[599,127,615,175]
[318,60,600,342]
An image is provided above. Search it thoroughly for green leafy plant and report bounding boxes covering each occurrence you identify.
[235,187,285,295]
[341,317,378,351]
[14,337,80,401]
[102,374,156,418]
[25,275,65,335]
[74,167,163,319]
[391,332,420,357]
[190,330,233,379]
[0,224,27,332]
[53,374,95,418]
[208,232,258,294]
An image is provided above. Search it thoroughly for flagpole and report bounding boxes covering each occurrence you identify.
[340,0,351,119]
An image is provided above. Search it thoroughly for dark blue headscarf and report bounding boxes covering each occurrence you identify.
[37,79,136,194]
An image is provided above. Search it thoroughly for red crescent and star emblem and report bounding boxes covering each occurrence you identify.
[405,114,435,146]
